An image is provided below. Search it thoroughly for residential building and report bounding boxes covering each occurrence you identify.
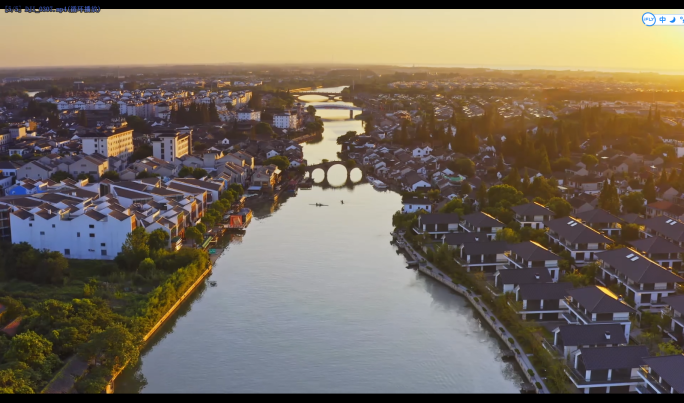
[567,175,604,194]
[569,193,599,215]
[595,248,684,311]
[511,202,554,229]
[81,127,134,159]
[545,217,613,266]
[513,282,573,321]
[646,200,684,221]
[67,155,109,180]
[401,198,431,214]
[413,213,460,239]
[273,111,298,130]
[504,241,561,281]
[563,286,636,340]
[402,171,431,192]
[566,346,649,393]
[455,240,509,272]
[251,164,281,191]
[638,355,684,394]
[552,324,627,359]
[16,161,56,181]
[629,236,684,272]
[237,109,261,122]
[151,130,191,163]
[575,208,624,238]
[661,295,684,344]
[459,212,504,241]
[640,216,684,247]
[494,267,553,294]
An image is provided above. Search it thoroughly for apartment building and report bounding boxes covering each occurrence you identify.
[81,127,134,160]
[151,130,191,163]
[545,217,613,266]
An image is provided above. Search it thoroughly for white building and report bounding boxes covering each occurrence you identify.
[81,127,134,159]
[151,130,191,163]
[9,196,135,260]
[273,111,298,130]
[237,109,261,122]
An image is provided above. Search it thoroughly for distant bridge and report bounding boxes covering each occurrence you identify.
[293,92,343,100]
[305,160,364,183]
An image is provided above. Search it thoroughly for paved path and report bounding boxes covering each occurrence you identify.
[395,231,550,394]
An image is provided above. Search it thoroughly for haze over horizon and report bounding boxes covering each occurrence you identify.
[1,9,684,73]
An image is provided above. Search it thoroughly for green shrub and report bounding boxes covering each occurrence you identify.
[535,382,542,389]
[527,369,534,376]
[508,337,514,344]
[474,297,479,302]
[515,348,520,354]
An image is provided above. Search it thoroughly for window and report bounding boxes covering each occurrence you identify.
[89,224,94,228]
[64,249,70,255]
[40,231,45,235]
[101,250,107,256]
[100,243,106,247]
[77,232,80,237]
[29,223,32,227]
[52,224,55,228]
[89,233,95,237]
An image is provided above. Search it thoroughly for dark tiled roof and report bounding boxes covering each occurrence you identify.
[402,198,430,205]
[575,208,622,224]
[508,241,559,262]
[517,282,573,301]
[461,212,504,229]
[511,202,553,216]
[641,216,684,243]
[12,209,33,219]
[496,268,552,285]
[596,248,684,284]
[578,346,649,370]
[629,236,684,255]
[620,213,645,225]
[173,178,222,191]
[663,295,684,315]
[568,286,636,314]
[85,209,107,221]
[418,213,460,226]
[108,210,131,221]
[545,217,613,244]
[554,324,626,346]
[461,241,509,256]
[642,355,684,393]
[442,232,489,245]
[113,187,153,200]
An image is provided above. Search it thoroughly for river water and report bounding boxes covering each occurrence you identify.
[114,88,523,393]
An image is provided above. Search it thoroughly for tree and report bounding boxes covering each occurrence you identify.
[547,197,572,218]
[581,154,598,170]
[659,169,670,188]
[344,159,356,169]
[228,183,244,195]
[49,171,73,182]
[503,167,520,189]
[496,228,520,243]
[110,103,120,118]
[178,166,192,178]
[78,324,139,375]
[195,223,207,234]
[125,115,150,133]
[487,184,524,207]
[621,191,646,214]
[337,131,357,145]
[477,183,488,209]
[148,228,170,251]
[191,168,208,179]
[452,158,475,177]
[4,330,61,377]
[598,179,621,215]
[118,227,149,271]
[263,156,290,171]
[306,105,316,115]
[185,227,203,247]
[658,340,684,356]
[131,144,153,161]
[101,171,120,181]
[538,148,552,175]
[643,176,657,203]
[254,122,274,136]
[621,223,640,242]
[427,189,441,202]
[138,258,156,277]
[459,182,472,196]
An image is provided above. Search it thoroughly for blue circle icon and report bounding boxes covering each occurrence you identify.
[643,12,656,26]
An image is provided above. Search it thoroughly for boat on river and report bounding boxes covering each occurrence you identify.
[367,175,388,190]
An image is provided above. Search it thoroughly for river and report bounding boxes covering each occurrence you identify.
[114,88,523,393]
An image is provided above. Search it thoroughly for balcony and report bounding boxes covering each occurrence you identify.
[566,367,643,387]
[639,367,669,394]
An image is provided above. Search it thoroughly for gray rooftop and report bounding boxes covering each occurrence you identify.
[568,286,636,314]
[629,236,684,255]
[579,345,649,370]
[596,247,684,284]
[642,355,684,393]
[517,282,573,301]
[508,241,559,262]
[511,202,554,216]
[554,324,626,347]
[545,217,614,244]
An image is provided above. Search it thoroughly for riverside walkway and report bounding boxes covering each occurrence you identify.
[395,232,550,394]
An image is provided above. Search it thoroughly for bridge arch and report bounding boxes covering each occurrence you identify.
[304,160,365,184]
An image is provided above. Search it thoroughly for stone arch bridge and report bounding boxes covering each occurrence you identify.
[305,160,365,183]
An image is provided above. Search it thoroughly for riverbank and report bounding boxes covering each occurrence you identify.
[394,231,549,394]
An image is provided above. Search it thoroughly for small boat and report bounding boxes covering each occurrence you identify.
[209,281,217,287]
[341,200,344,204]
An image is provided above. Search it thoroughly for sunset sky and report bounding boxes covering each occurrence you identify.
[2,9,684,72]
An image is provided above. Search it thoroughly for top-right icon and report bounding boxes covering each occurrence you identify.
[643,12,656,26]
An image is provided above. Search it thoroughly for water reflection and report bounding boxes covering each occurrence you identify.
[349,168,362,183]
